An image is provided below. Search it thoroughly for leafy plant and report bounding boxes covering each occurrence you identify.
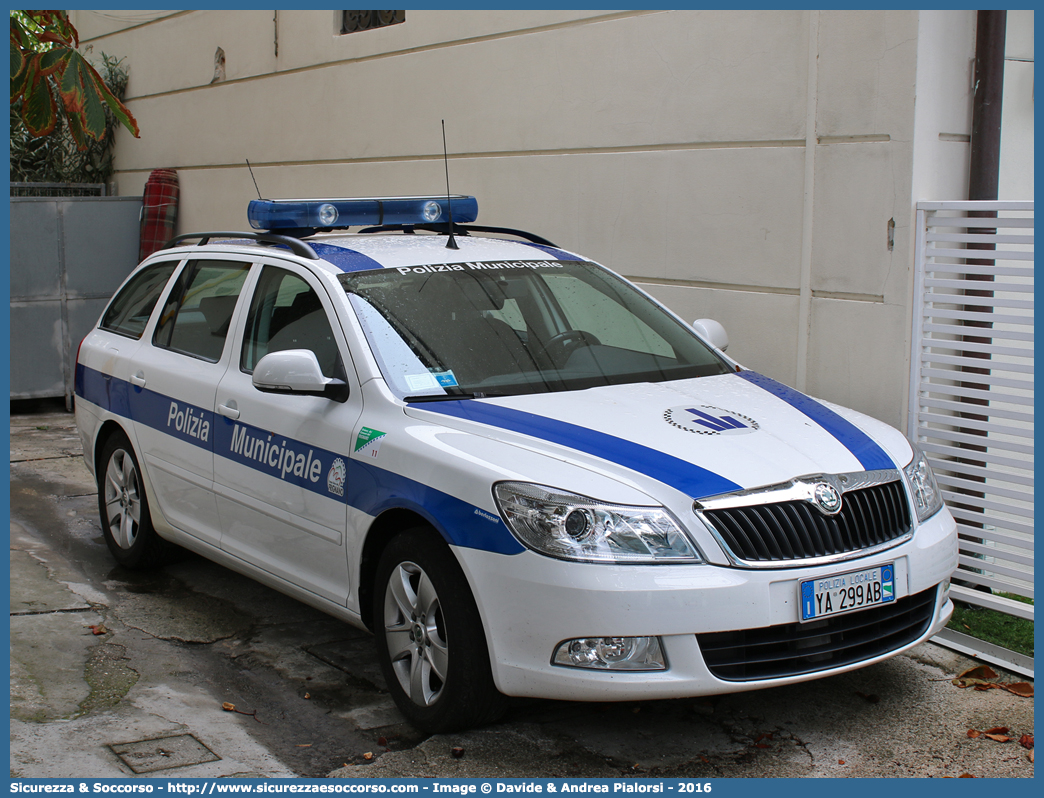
[11,11,135,186]
[10,10,138,148]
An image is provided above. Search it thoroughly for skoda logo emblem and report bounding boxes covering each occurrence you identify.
[814,483,842,514]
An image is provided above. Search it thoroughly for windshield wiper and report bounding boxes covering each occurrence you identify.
[404,391,500,403]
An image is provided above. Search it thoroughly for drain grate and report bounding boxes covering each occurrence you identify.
[110,734,220,774]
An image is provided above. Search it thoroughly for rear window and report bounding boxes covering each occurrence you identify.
[100,261,179,339]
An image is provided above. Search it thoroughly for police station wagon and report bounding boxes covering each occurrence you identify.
[75,195,958,732]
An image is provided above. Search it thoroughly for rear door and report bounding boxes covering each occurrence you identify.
[213,261,362,604]
[128,257,253,546]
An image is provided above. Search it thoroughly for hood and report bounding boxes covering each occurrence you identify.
[404,371,911,502]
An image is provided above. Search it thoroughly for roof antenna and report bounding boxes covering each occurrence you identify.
[246,159,263,200]
[441,120,459,250]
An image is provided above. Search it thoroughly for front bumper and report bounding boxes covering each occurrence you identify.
[457,506,957,701]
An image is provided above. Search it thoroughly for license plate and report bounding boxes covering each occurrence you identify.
[800,563,895,622]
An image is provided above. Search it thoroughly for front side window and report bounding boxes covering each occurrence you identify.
[241,266,343,380]
[101,261,179,339]
[153,260,250,361]
[340,260,731,399]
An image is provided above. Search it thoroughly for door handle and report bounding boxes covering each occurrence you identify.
[129,373,146,388]
[217,401,240,420]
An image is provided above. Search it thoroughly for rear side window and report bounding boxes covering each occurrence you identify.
[100,261,178,339]
[153,260,251,362]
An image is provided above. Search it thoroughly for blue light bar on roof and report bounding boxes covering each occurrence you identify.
[247,195,478,231]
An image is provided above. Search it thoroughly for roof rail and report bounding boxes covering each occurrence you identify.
[163,231,320,260]
[355,223,557,248]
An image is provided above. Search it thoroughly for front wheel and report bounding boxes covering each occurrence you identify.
[373,528,506,733]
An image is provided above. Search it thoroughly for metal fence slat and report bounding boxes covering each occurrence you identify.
[923,262,1035,277]
[920,353,1034,375]
[921,323,1033,343]
[926,232,1035,245]
[919,367,1033,393]
[927,246,1034,262]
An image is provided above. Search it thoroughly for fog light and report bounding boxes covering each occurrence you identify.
[552,636,666,671]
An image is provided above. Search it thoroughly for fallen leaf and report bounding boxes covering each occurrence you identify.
[88,625,107,635]
[984,727,1010,735]
[303,693,311,699]
[1018,734,1033,750]
[1002,682,1034,698]
[363,752,373,761]
[958,773,976,778]
[220,702,263,723]
[967,729,982,739]
[296,744,312,748]
[952,665,1001,689]
[983,734,1011,743]
[838,760,846,765]
[377,737,388,747]
[754,733,774,743]
[1028,750,1033,763]
[958,665,999,681]
[452,747,465,759]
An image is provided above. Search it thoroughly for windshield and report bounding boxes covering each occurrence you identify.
[339,259,731,399]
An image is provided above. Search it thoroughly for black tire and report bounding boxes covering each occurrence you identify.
[96,430,173,569]
[372,527,507,733]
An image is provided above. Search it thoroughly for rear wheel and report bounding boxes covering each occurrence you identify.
[97,431,173,568]
[373,528,506,733]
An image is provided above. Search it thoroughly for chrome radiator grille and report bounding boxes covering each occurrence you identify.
[701,479,911,564]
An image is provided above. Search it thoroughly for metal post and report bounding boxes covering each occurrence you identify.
[956,10,1006,579]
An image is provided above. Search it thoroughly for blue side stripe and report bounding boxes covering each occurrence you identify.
[213,415,350,502]
[307,242,386,273]
[76,363,522,553]
[77,363,132,419]
[418,400,742,501]
[519,242,575,260]
[346,459,523,555]
[737,371,895,471]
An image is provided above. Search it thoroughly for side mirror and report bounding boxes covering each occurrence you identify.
[252,349,349,403]
[692,318,729,352]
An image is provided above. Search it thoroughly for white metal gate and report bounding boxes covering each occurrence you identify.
[909,200,1033,628]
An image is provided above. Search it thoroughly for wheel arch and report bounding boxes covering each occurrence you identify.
[357,507,450,633]
[93,419,133,476]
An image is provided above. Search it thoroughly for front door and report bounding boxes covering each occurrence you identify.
[213,263,361,604]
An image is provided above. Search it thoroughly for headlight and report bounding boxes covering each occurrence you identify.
[493,482,702,564]
[903,440,943,523]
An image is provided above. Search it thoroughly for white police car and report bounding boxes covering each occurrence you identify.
[75,195,957,733]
